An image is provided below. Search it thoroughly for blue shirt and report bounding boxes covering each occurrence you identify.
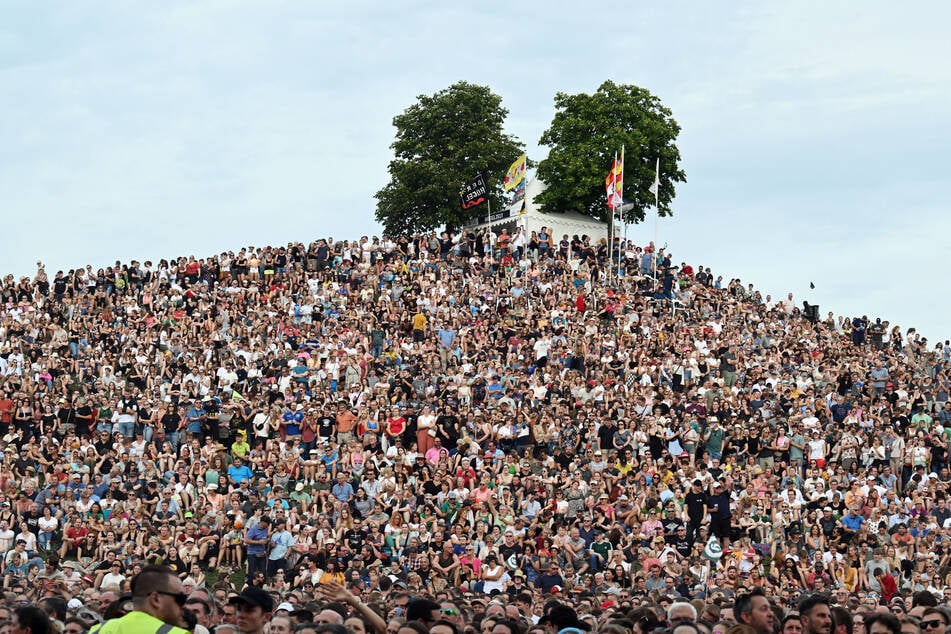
[186,406,205,433]
[842,513,865,532]
[437,328,456,350]
[246,524,269,555]
[282,410,303,436]
[331,481,354,503]
[227,464,253,484]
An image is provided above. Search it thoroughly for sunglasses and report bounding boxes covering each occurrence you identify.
[155,590,188,606]
[441,608,461,616]
[921,621,945,631]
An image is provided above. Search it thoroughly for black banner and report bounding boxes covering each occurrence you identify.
[460,173,488,210]
[464,209,512,227]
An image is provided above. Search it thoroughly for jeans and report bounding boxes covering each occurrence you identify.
[247,553,267,580]
[118,421,135,438]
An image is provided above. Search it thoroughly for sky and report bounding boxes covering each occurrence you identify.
[2,2,950,342]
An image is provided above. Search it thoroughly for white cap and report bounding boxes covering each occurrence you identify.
[67,598,84,610]
[276,602,295,613]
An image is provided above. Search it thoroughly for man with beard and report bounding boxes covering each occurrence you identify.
[799,594,833,634]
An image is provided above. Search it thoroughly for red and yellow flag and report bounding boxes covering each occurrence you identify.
[503,153,527,192]
[605,153,623,210]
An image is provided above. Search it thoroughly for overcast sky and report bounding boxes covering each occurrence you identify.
[2,2,949,342]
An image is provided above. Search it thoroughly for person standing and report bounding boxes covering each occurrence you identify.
[684,479,708,541]
[707,480,733,550]
[436,322,456,370]
[245,516,270,580]
[90,565,190,633]
[267,519,295,578]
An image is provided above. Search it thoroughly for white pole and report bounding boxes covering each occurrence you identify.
[652,157,660,291]
[607,150,617,281]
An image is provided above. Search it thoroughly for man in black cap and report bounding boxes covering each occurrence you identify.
[229,586,274,634]
[540,604,590,633]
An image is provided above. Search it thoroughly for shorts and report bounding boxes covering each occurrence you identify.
[711,517,732,538]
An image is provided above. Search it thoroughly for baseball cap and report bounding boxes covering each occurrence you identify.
[228,587,275,612]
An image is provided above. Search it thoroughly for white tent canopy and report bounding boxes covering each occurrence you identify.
[463,178,608,242]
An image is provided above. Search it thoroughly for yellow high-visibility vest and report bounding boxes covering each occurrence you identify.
[89,610,190,634]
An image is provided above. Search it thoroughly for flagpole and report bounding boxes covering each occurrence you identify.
[617,145,625,280]
[651,157,660,292]
[607,151,616,281]
[521,159,527,232]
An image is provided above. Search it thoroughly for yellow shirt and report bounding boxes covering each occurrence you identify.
[412,312,427,331]
[90,610,190,634]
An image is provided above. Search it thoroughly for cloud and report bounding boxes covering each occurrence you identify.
[1,1,949,342]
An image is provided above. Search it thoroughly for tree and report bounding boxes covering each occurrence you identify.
[374,82,525,236]
[535,80,686,224]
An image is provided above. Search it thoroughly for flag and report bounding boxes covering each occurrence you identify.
[511,180,526,203]
[702,535,723,562]
[231,389,246,402]
[518,199,526,216]
[460,173,488,210]
[503,153,527,191]
[605,153,623,210]
[648,158,660,198]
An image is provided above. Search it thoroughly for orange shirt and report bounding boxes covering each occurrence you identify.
[336,410,358,433]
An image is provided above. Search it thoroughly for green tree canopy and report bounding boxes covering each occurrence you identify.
[535,80,685,224]
[374,82,525,236]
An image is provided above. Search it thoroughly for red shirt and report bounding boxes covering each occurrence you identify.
[878,573,898,601]
[66,526,88,547]
[0,399,13,424]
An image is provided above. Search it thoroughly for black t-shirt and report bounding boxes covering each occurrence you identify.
[13,457,33,474]
[674,537,694,558]
[685,490,708,521]
[162,412,182,433]
[499,542,523,565]
[662,517,685,535]
[344,529,365,552]
[316,415,335,438]
[22,510,40,533]
[98,457,115,476]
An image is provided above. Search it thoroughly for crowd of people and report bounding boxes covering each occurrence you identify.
[0,226,949,634]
